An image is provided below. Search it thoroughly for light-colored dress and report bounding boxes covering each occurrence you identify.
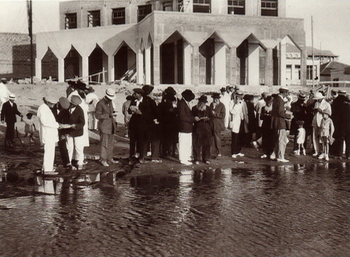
[297,127,306,144]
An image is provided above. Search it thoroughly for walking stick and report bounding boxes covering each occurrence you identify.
[15,127,24,146]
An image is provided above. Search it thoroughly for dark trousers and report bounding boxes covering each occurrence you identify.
[129,129,146,159]
[212,130,222,155]
[58,138,70,167]
[331,136,344,157]
[345,134,350,158]
[193,129,211,162]
[262,129,274,156]
[5,122,15,141]
[231,123,244,154]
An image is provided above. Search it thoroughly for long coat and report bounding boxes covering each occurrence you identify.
[210,101,225,133]
[37,103,59,144]
[1,101,21,123]
[177,98,195,133]
[271,95,289,130]
[95,97,117,134]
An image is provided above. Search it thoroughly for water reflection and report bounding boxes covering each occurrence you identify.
[0,164,349,256]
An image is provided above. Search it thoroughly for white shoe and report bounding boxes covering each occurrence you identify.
[252,141,259,150]
[318,153,325,160]
[237,153,245,157]
[325,155,329,161]
[231,154,237,158]
[277,158,289,163]
[270,153,276,160]
[147,151,152,157]
[313,153,318,157]
[260,154,267,159]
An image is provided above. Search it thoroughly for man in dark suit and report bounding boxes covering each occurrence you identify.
[128,88,150,163]
[1,94,22,146]
[178,89,195,165]
[271,87,291,162]
[210,93,225,157]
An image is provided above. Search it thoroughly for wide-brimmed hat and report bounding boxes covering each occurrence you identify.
[279,87,289,93]
[1,78,7,82]
[59,97,70,110]
[142,85,154,95]
[313,92,324,100]
[236,90,244,96]
[126,95,133,101]
[198,95,208,103]
[338,90,347,95]
[164,86,176,96]
[44,96,57,104]
[76,80,87,90]
[265,95,273,103]
[133,88,145,95]
[70,95,82,106]
[105,88,115,100]
[298,93,306,100]
[181,89,195,102]
[212,93,221,99]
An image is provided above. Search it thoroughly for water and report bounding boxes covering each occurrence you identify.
[0,162,349,256]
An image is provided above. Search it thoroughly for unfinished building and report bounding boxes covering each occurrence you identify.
[35,0,307,87]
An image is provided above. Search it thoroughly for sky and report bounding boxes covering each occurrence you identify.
[0,0,349,64]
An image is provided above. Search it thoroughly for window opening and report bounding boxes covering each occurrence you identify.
[193,0,211,13]
[228,0,245,15]
[88,10,100,27]
[112,8,125,25]
[261,0,278,16]
[65,13,77,29]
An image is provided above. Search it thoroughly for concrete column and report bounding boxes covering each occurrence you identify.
[211,0,226,14]
[127,0,138,24]
[279,41,286,87]
[300,48,307,86]
[183,0,193,13]
[137,49,144,84]
[247,43,260,86]
[174,41,178,84]
[192,44,200,86]
[35,58,42,82]
[58,58,65,83]
[183,41,192,86]
[229,47,237,85]
[214,42,226,86]
[278,0,286,17]
[173,0,179,11]
[145,47,151,84]
[264,48,273,87]
[108,54,115,83]
[153,44,161,85]
[82,56,89,83]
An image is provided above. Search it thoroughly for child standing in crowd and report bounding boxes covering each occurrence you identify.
[295,120,306,155]
[318,112,334,161]
[23,112,36,143]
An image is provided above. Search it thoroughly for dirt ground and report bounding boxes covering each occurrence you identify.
[0,83,347,198]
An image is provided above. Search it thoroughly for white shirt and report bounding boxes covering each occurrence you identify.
[229,101,244,133]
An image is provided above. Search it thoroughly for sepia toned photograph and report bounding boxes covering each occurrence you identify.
[0,0,349,256]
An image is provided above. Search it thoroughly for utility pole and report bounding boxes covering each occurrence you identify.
[27,0,34,85]
[311,15,314,88]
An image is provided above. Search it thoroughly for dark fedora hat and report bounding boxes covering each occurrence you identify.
[142,84,154,95]
[212,92,221,99]
[181,89,195,102]
[133,88,145,95]
[198,95,208,103]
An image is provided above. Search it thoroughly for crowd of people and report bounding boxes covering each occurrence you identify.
[1,77,350,173]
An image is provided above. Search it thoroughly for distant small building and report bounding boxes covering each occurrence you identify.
[285,44,338,86]
[320,61,350,87]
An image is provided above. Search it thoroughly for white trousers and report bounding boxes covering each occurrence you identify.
[67,135,85,166]
[178,132,192,163]
[43,141,56,172]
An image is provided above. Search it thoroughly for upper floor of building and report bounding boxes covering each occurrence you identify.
[60,0,286,30]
